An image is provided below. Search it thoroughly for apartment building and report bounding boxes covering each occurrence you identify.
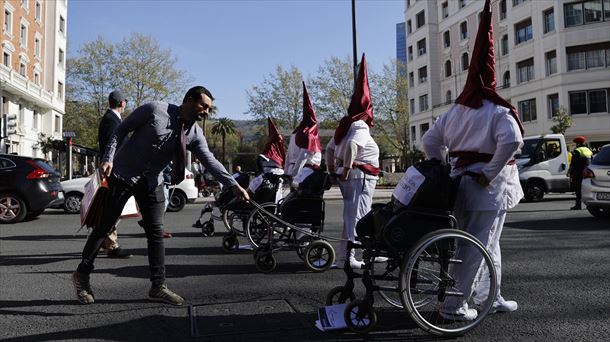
[1,0,67,156]
[404,0,610,151]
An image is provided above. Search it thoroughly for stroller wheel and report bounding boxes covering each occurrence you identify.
[222,235,239,252]
[344,300,378,334]
[193,219,204,229]
[304,240,335,272]
[201,221,215,237]
[254,250,277,273]
[326,286,356,306]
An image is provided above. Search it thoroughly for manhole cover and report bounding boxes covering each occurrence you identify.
[189,299,310,337]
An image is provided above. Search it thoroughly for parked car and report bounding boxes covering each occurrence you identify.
[53,168,198,214]
[582,144,610,218]
[516,134,571,201]
[0,154,63,223]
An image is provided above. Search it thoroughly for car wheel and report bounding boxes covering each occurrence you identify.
[167,191,187,212]
[63,193,83,214]
[587,207,610,218]
[0,193,27,224]
[524,181,544,202]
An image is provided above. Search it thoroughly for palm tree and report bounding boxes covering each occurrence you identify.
[211,118,237,164]
[201,105,218,137]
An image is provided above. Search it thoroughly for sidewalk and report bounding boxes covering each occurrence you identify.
[193,186,394,203]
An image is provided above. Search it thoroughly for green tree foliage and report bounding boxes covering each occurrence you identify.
[550,106,573,135]
[246,65,304,129]
[309,56,353,122]
[211,118,238,164]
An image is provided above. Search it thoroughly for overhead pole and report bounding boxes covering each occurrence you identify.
[351,0,358,89]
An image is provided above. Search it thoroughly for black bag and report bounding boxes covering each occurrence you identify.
[408,159,460,212]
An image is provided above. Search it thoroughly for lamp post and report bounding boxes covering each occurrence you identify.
[351,0,358,89]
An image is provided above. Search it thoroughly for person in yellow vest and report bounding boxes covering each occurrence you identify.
[568,136,593,210]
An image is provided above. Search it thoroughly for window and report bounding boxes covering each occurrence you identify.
[4,10,12,34]
[34,37,40,57]
[543,8,555,33]
[410,99,415,115]
[3,52,9,67]
[59,15,65,34]
[417,38,426,56]
[58,48,64,65]
[515,18,533,45]
[459,0,467,9]
[569,91,588,114]
[567,43,610,71]
[545,50,557,75]
[503,71,511,88]
[568,90,609,114]
[410,125,416,142]
[416,10,425,28]
[513,0,526,6]
[442,2,449,18]
[443,31,451,48]
[500,0,507,20]
[564,1,610,27]
[548,94,559,118]
[21,0,28,10]
[460,21,468,40]
[445,60,452,77]
[420,123,430,138]
[408,46,413,61]
[34,71,39,84]
[57,81,63,99]
[446,90,452,103]
[33,111,38,129]
[517,58,535,83]
[418,66,427,84]
[19,62,26,76]
[461,53,469,70]
[20,24,27,47]
[419,94,429,112]
[519,98,537,122]
[407,20,412,34]
[54,115,61,133]
[589,89,608,112]
[409,72,414,87]
[35,1,41,22]
[407,0,411,8]
[501,35,508,56]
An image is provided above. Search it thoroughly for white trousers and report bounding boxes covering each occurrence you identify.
[445,209,506,310]
[337,178,376,261]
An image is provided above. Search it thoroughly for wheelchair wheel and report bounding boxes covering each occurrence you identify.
[222,234,239,253]
[371,258,403,309]
[304,240,335,272]
[399,229,497,337]
[222,209,245,234]
[201,221,215,237]
[245,202,277,248]
[326,286,356,305]
[193,218,204,228]
[254,249,277,273]
[344,300,377,334]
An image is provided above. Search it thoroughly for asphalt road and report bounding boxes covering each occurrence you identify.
[0,194,608,341]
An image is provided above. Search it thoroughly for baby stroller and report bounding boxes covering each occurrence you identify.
[200,170,221,197]
[192,172,251,237]
[244,169,335,273]
[327,160,497,337]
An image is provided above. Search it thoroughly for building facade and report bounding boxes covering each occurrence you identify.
[1,0,66,157]
[404,0,610,151]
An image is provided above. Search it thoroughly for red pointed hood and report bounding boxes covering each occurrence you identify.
[455,0,524,134]
[262,117,285,167]
[294,82,322,153]
[334,53,374,145]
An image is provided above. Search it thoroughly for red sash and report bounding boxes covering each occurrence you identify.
[352,163,381,176]
[304,163,320,170]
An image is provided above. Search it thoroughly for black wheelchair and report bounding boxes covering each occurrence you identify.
[327,160,498,337]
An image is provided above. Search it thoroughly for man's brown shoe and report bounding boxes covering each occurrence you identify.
[72,272,94,304]
[149,284,185,306]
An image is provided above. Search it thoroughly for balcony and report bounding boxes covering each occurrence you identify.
[0,64,56,109]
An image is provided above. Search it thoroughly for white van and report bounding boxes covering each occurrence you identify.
[516,134,571,201]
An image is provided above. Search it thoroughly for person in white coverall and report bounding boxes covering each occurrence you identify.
[421,0,523,321]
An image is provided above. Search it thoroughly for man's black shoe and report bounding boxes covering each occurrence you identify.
[107,247,132,259]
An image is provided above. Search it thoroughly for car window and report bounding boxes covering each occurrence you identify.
[0,158,16,169]
[515,138,541,159]
[34,159,57,172]
[592,146,610,166]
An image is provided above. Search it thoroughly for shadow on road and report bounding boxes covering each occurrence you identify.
[507,217,609,231]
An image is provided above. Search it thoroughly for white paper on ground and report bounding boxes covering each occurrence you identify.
[392,166,426,206]
[315,304,347,331]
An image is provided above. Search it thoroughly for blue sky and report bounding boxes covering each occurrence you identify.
[68,0,405,120]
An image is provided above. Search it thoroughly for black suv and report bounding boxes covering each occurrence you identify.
[0,154,63,223]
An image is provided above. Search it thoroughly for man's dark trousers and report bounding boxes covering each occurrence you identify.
[77,175,166,285]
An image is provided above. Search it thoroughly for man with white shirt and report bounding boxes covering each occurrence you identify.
[326,54,380,269]
[422,0,522,321]
[97,90,132,259]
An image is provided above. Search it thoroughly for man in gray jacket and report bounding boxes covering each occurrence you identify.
[72,86,249,306]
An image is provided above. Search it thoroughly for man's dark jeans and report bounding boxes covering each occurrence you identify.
[77,175,166,285]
